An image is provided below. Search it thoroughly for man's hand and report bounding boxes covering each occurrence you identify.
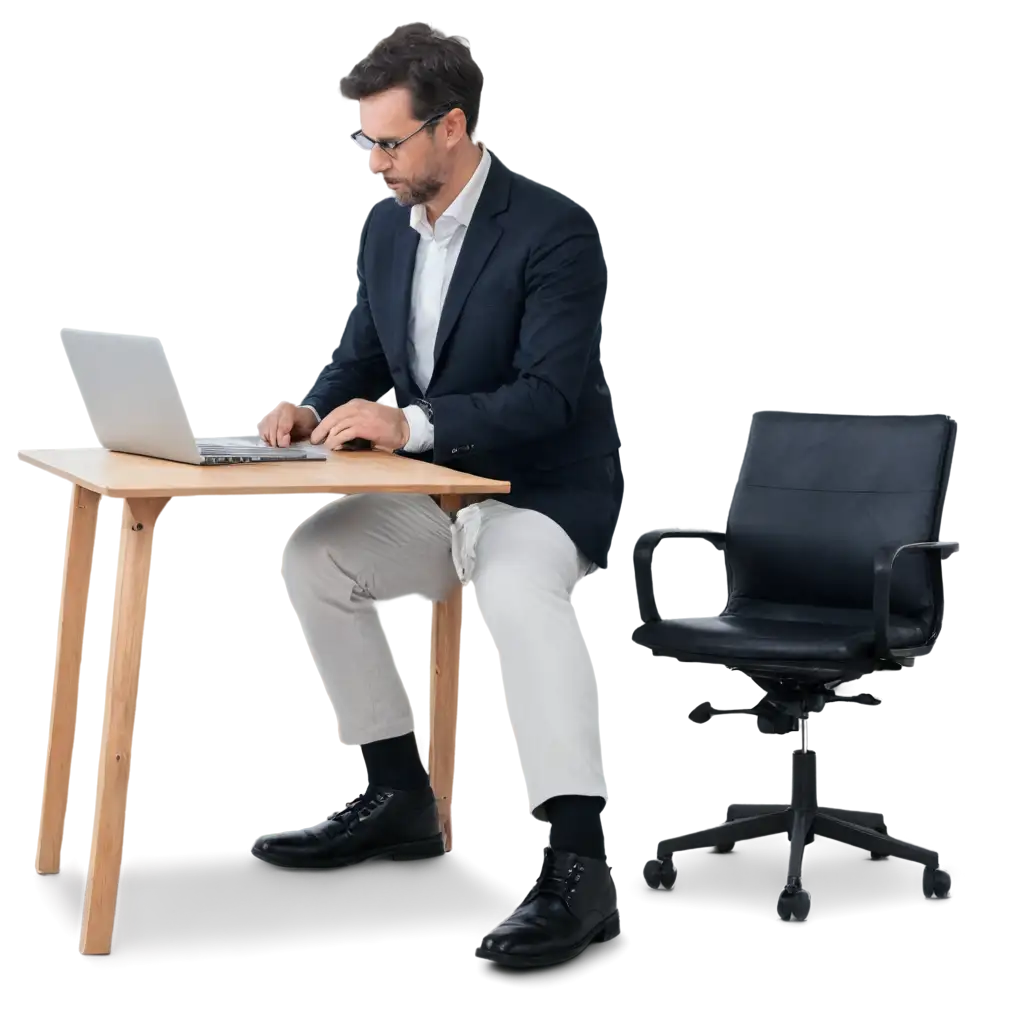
[257,402,318,447]
[310,399,411,451]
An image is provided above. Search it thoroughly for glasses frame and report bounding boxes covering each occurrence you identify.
[350,110,451,155]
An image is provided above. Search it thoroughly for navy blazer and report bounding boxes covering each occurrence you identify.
[302,152,623,568]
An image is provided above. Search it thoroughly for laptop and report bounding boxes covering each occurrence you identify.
[60,328,329,465]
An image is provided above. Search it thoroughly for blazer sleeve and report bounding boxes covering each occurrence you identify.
[300,208,395,417]
[427,205,607,460]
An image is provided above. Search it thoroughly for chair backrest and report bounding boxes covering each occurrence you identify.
[724,412,956,625]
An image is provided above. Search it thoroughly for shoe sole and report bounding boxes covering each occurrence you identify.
[474,910,620,969]
[251,833,446,869]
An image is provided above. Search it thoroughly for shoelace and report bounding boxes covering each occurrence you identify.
[326,789,391,829]
[530,853,586,906]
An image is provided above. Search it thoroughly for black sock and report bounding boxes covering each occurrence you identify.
[544,795,606,860]
[361,732,429,791]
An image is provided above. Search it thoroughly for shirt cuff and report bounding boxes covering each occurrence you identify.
[400,404,434,453]
[300,404,321,423]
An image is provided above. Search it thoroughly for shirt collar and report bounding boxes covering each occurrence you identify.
[409,144,492,239]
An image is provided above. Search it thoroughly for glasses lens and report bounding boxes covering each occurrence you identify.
[352,132,375,151]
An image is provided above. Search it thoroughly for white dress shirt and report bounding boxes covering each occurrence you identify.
[305,146,492,452]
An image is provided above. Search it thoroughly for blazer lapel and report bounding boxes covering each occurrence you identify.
[430,154,512,382]
[390,223,420,363]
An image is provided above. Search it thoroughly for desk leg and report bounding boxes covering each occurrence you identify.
[429,494,464,853]
[80,496,169,954]
[36,485,101,875]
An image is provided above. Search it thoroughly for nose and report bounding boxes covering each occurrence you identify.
[368,147,391,175]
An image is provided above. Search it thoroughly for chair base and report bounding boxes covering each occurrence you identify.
[643,749,951,919]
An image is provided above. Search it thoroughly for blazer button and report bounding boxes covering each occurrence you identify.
[451,448,458,454]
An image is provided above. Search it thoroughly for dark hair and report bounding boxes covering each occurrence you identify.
[340,23,483,136]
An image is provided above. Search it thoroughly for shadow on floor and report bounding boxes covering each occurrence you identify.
[29,831,1024,991]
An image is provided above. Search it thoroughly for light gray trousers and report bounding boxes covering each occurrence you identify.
[281,494,606,817]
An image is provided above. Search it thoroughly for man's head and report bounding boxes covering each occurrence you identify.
[341,23,484,207]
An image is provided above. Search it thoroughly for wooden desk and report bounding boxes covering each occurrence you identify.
[17,447,509,954]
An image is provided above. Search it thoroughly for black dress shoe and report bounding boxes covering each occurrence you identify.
[476,848,620,968]
[252,783,444,869]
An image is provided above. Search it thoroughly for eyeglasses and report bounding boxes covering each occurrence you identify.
[350,111,449,154]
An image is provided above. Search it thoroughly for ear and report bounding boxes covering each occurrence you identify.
[443,107,468,148]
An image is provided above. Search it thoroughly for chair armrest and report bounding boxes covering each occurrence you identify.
[873,541,960,657]
[634,530,727,624]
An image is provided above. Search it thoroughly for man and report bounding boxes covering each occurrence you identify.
[253,22,623,969]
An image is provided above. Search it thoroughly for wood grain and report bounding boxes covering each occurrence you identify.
[425,491,466,851]
[18,448,509,499]
[78,499,166,954]
[33,485,100,872]
[22,452,528,954]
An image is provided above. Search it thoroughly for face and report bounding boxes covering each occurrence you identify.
[358,88,453,206]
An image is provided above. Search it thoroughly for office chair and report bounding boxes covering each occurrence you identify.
[633,412,958,921]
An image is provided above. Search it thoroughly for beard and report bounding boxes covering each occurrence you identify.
[387,172,444,207]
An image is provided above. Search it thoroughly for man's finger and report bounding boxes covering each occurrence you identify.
[325,424,359,450]
[312,411,353,445]
[310,411,341,445]
[310,416,328,445]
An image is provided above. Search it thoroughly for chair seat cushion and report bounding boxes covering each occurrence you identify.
[632,613,927,663]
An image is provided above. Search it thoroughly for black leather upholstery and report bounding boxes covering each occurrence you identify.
[727,413,951,619]
[633,612,926,663]
[632,412,956,677]
[635,412,960,921]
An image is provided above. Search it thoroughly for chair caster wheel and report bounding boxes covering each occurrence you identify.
[777,887,811,921]
[647,856,679,888]
[923,866,951,898]
[714,842,735,853]
[870,824,889,859]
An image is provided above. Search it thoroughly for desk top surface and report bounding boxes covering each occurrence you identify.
[18,448,511,498]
